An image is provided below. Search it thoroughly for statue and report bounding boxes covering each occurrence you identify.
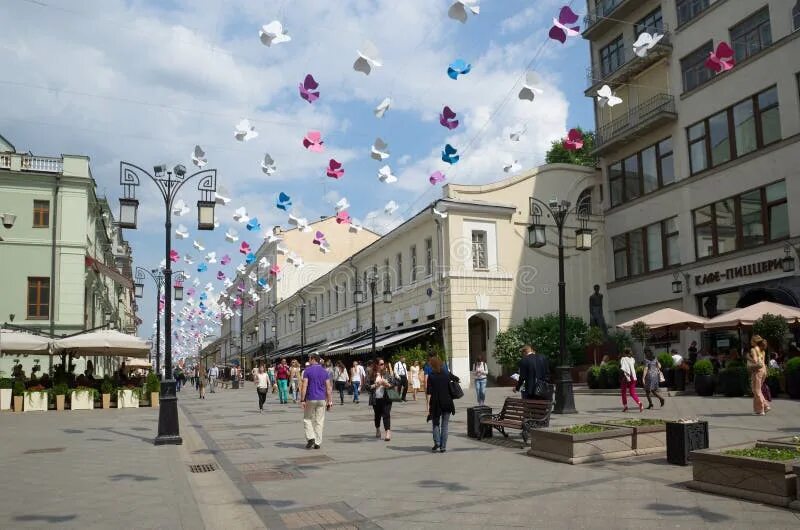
[589,284,607,336]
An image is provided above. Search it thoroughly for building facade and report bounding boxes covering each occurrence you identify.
[583,0,800,350]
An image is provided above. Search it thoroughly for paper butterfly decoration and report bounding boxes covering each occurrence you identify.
[186,288,196,298]
[441,144,460,165]
[246,217,261,232]
[175,224,190,239]
[374,97,391,118]
[288,214,311,232]
[509,125,526,142]
[261,153,276,175]
[429,171,446,185]
[303,130,325,152]
[503,160,521,173]
[172,199,189,217]
[353,40,382,75]
[377,165,397,184]
[563,129,585,151]
[169,249,180,263]
[206,252,217,264]
[276,192,292,211]
[245,252,257,265]
[276,243,288,255]
[439,106,459,130]
[233,206,249,223]
[596,84,623,107]
[632,32,664,58]
[349,223,363,233]
[265,231,282,244]
[257,277,268,289]
[191,145,207,168]
[216,271,226,281]
[448,0,480,23]
[270,264,281,276]
[224,228,238,243]
[234,119,258,142]
[705,41,735,73]
[519,71,544,102]
[298,74,320,103]
[183,254,195,264]
[258,256,270,268]
[384,200,399,215]
[313,230,327,246]
[214,186,231,205]
[548,6,580,44]
[318,244,330,254]
[239,241,251,254]
[433,207,448,219]
[326,159,344,179]
[259,20,291,46]
[220,254,231,266]
[371,138,390,161]
[192,240,205,251]
[448,59,471,80]
[335,197,350,212]
[197,263,208,273]
[336,210,351,224]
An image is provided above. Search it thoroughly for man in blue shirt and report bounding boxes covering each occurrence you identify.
[300,353,333,449]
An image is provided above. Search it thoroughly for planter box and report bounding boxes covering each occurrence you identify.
[593,420,667,455]
[101,393,111,409]
[666,420,709,465]
[693,374,715,396]
[117,389,139,408]
[528,426,634,464]
[0,388,12,411]
[150,392,159,408]
[24,391,48,412]
[55,394,65,411]
[755,437,800,451]
[13,395,23,412]
[787,371,800,399]
[689,445,800,507]
[70,391,94,410]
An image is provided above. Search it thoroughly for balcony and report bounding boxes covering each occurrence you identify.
[583,0,643,39]
[593,94,677,155]
[0,152,63,173]
[585,27,672,94]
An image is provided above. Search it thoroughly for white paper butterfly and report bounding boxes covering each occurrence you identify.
[335,197,350,213]
[519,71,544,102]
[632,32,664,58]
[432,207,448,219]
[371,138,390,161]
[261,153,276,175]
[192,240,205,251]
[191,145,207,168]
[509,125,527,142]
[377,165,397,184]
[172,199,190,217]
[596,84,623,107]
[503,160,522,173]
[214,186,231,205]
[353,40,382,75]
[374,97,392,119]
[349,223,363,233]
[259,20,291,47]
[384,200,399,215]
[448,0,480,23]
[206,252,217,264]
[233,207,249,224]
[264,232,282,244]
[175,224,189,239]
[234,119,258,142]
[225,228,238,243]
[276,243,288,255]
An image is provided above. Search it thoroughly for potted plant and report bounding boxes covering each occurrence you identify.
[70,386,97,410]
[52,383,69,411]
[117,384,141,408]
[631,321,649,358]
[586,325,605,366]
[718,360,748,397]
[145,373,160,408]
[24,384,48,411]
[100,377,115,409]
[12,381,24,412]
[600,361,621,389]
[693,359,715,396]
[765,367,781,398]
[786,357,800,399]
[657,352,675,388]
[0,377,14,411]
[586,366,602,389]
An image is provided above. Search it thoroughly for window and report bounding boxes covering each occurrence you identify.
[334,286,339,313]
[410,245,417,282]
[33,200,49,228]
[471,231,488,269]
[766,181,788,241]
[613,235,628,280]
[383,258,390,291]
[646,223,663,272]
[595,0,623,18]
[607,137,674,207]
[425,238,433,276]
[599,35,625,77]
[658,138,674,186]
[681,41,714,92]
[740,190,763,248]
[396,252,403,288]
[730,7,772,62]
[677,0,710,27]
[27,277,50,318]
[664,217,680,266]
[328,290,332,315]
[363,271,368,299]
[794,1,800,31]
[612,218,680,280]
[687,86,781,175]
[635,7,663,36]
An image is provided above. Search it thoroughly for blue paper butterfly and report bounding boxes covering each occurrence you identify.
[246,217,261,232]
[197,263,208,273]
[441,143,460,165]
[245,252,257,265]
[276,192,292,211]
[447,59,471,80]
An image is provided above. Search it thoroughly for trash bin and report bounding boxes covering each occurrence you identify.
[467,405,492,439]
[666,420,709,465]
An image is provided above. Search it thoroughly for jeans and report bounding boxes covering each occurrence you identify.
[277,379,289,403]
[474,378,487,404]
[291,378,300,401]
[432,413,450,449]
[303,400,327,444]
[257,388,267,410]
[335,381,346,404]
[373,397,392,430]
[176,379,181,392]
[352,381,361,402]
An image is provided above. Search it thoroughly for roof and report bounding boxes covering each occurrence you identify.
[0,133,15,153]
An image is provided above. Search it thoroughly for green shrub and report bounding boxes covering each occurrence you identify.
[12,381,25,396]
[145,373,160,394]
[600,361,621,388]
[100,377,115,395]
[492,326,524,370]
[658,352,674,369]
[753,313,789,353]
[561,424,609,434]
[767,367,781,379]
[586,366,602,389]
[0,378,14,389]
[609,330,633,354]
[718,365,748,397]
[726,359,745,369]
[51,383,69,396]
[724,447,799,461]
[693,359,713,376]
[786,357,800,375]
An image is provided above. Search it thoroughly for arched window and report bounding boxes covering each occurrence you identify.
[577,187,593,216]
[794,1,800,31]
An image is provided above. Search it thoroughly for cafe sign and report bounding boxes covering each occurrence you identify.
[695,257,784,287]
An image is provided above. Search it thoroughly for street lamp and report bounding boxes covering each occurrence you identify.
[119,161,218,446]
[365,275,392,357]
[672,271,684,294]
[527,195,593,414]
[782,243,797,273]
[173,274,184,301]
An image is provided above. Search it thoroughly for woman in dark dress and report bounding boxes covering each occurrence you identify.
[426,358,455,453]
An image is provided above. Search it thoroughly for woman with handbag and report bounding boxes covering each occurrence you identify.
[747,335,769,415]
[641,349,665,409]
[333,361,349,405]
[368,358,394,441]
[427,357,455,452]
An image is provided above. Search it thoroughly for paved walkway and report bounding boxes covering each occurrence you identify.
[1,383,799,529]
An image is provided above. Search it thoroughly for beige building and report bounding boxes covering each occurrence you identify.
[583,0,800,350]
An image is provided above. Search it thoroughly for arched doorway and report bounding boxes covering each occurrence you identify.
[468,315,488,369]
[737,287,799,308]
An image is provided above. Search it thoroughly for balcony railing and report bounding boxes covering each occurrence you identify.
[595,93,676,150]
[586,26,672,91]
[584,0,629,30]
[0,152,64,173]
[0,154,11,169]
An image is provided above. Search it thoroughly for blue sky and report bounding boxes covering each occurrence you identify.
[0,0,591,358]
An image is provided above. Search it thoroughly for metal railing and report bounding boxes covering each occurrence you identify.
[586,25,672,89]
[595,94,676,148]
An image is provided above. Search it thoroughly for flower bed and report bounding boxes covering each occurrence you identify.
[592,418,667,455]
[528,424,634,464]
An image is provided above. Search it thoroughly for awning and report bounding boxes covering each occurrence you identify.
[52,330,151,358]
[704,301,800,329]
[349,327,436,354]
[266,339,327,361]
[0,329,52,354]
[85,256,133,289]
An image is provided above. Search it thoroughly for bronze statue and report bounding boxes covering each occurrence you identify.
[589,284,607,336]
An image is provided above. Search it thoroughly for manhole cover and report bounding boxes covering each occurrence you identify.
[24,447,65,454]
[289,455,334,465]
[189,463,217,473]
[244,469,296,482]
[237,462,302,482]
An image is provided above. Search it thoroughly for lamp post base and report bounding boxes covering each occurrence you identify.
[552,366,577,414]
[154,379,183,445]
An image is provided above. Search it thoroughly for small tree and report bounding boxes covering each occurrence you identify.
[587,325,606,366]
[519,314,589,368]
[545,127,597,168]
[631,321,650,357]
[753,313,789,353]
[608,329,633,356]
[493,327,524,372]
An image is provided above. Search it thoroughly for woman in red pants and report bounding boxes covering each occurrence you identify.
[619,348,643,412]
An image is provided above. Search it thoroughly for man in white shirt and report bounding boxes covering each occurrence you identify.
[394,355,409,402]
[671,350,683,368]
[208,364,218,393]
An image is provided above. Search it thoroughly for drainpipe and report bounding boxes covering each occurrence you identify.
[347,256,360,332]
[48,175,60,374]
[433,203,449,368]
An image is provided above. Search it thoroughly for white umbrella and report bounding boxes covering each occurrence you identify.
[52,330,151,358]
[617,308,708,331]
[124,357,152,369]
[0,329,52,355]
[704,301,800,329]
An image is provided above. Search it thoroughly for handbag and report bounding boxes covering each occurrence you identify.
[386,387,402,402]
[448,373,464,399]
[533,379,549,399]
[658,371,665,383]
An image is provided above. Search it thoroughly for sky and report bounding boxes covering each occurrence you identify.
[0,0,592,359]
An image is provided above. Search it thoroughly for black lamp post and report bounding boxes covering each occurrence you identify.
[782,243,798,273]
[354,276,391,357]
[135,267,184,379]
[527,196,593,414]
[119,161,218,445]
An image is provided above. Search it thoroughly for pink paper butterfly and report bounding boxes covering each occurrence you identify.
[429,171,446,185]
[234,296,243,307]
[439,106,459,130]
[216,271,226,281]
[563,128,584,151]
[298,74,320,103]
[548,6,580,44]
[240,241,251,254]
[705,42,735,73]
[186,288,196,297]
[220,254,231,265]
[270,264,281,276]
[303,131,325,153]
[313,230,327,246]
[336,210,351,224]
[326,159,344,179]
[169,249,180,263]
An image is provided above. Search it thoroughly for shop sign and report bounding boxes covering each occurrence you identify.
[695,257,783,287]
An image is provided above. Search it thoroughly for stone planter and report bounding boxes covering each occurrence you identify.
[0,388,12,411]
[70,390,94,410]
[117,389,139,408]
[13,395,23,412]
[718,368,748,397]
[55,394,66,411]
[101,393,111,409]
[24,391,48,412]
[671,368,686,391]
[689,445,800,507]
[150,392,159,408]
[765,375,781,398]
[528,425,634,464]
[694,374,715,396]
[787,370,800,399]
[593,420,667,455]
[660,368,674,388]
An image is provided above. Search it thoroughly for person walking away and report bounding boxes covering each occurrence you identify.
[290,360,302,403]
[394,355,409,402]
[620,348,643,412]
[333,360,349,405]
[198,366,206,399]
[351,361,366,404]
[472,356,488,405]
[409,361,421,401]
[276,359,290,404]
[426,357,456,452]
[513,345,549,400]
[641,350,665,409]
[747,335,769,415]
[255,364,269,412]
[300,353,333,449]
[268,363,277,393]
[208,364,218,393]
[369,358,394,441]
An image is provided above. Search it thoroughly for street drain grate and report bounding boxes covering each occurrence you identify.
[189,463,217,473]
[24,447,65,454]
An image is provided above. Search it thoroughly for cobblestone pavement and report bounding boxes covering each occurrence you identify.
[1,383,799,529]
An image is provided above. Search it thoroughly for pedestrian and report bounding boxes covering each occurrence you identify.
[393,355,409,401]
[427,357,455,453]
[369,357,393,441]
[300,353,333,449]
[276,358,290,404]
[513,345,549,400]
[198,366,206,399]
[290,360,302,403]
[255,364,269,412]
[325,359,335,382]
[333,360,349,405]
[409,360,421,401]
[620,348,643,412]
[208,364,218,393]
[350,360,366,404]
[641,349,665,409]
[472,355,488,405]
[268,363,277,393]
[747,335,769,415]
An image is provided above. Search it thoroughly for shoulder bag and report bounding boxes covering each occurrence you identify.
[448,373,464,399]
[386,387,403,402]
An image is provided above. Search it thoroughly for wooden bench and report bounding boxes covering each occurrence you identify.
[479,397,552,444]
